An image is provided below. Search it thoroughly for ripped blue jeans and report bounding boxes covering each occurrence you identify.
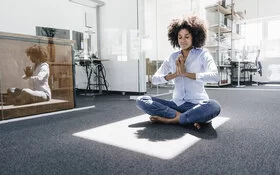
[136,96,221,124]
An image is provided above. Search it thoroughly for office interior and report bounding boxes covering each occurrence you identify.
[1,0,280,174]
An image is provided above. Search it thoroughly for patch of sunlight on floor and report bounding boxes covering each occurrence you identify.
[73,114,229,160]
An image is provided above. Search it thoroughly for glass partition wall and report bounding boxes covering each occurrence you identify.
[94,0,146,97]
[143,0,203,95]
[235,0,280,84]
[0,0,95,120]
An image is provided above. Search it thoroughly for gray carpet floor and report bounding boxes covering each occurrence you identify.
[1,86,280,175]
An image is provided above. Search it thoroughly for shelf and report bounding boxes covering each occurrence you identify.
[236,11,246,20]
[225,13,244,21]
[205,4,231,15]
[205,2,245,87]
[219,65,232,68]
[205,44,230,51]
[209,25,231,33]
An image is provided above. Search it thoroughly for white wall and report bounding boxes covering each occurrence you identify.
[0,0,97,41]
[99,0,146,92]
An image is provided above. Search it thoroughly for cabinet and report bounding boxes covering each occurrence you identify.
[205,1,245,86]
[0,32,75,120]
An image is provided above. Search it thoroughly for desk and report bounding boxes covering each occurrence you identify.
[75,58,109,95]
[231,61,257,85]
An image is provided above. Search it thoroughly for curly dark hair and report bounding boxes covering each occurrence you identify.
[167,15,207,48]
[25,44,49,62]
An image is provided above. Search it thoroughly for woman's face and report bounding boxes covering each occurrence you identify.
[178,29,193,50]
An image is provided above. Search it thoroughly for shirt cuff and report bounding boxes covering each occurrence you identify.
[196,73,203,82]
[161,76,168,83]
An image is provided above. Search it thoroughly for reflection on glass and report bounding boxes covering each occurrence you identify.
[0,32,75,120]
[72,31,84,51]
[6,45,51,105]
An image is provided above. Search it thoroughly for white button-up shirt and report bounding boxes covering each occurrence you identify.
[152,48,219,106]
[30,62,51,99]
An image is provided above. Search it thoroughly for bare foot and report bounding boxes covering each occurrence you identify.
[148,113,202,129]
[194,123,201,129]
[149,116,158,122]
[149,112,180,124]
[149,116,178,124]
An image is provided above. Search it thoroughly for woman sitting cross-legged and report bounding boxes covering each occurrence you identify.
[136,15,221,129]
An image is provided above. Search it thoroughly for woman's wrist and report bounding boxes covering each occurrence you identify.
[183,72,196,80]
[164,72,196,81]
[165,72,177,81]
